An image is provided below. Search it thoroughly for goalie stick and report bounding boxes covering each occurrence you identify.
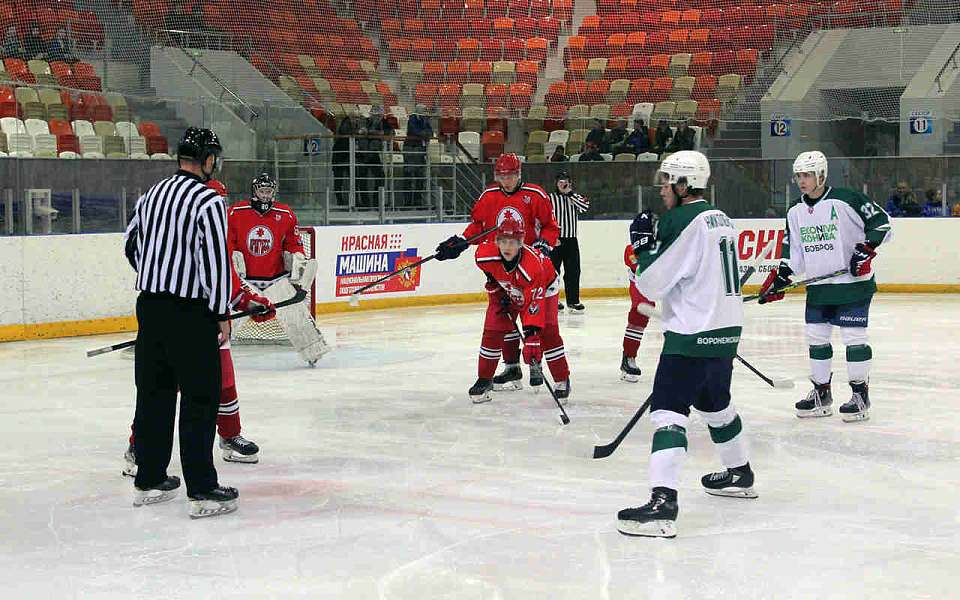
[348,225,499,306]
[86,287,308,358]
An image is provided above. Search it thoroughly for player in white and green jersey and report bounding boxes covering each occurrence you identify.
[617,151,757,540]
[759,150,892,422]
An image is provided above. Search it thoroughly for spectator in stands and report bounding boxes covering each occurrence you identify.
[586,119,606,152]
[23,23,45,60]
[666,120,696,153]
[549,145,568,162]
[653,120,673,156]
[605,119,628,155]
[357,105,394,208]
[403,104,433,206]
[578,141,604,162]
[886,181,921,217]
[3,25,22,59]
[332,115,355,205]
[615,118,650,155]
[953,202,960,217]
[922,188,944,217]
[46,29,74,63]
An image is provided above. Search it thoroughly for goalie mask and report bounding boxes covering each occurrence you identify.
[250,173,278,214]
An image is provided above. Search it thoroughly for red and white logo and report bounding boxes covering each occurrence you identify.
[496,206,524,227]
[246,226,274,256]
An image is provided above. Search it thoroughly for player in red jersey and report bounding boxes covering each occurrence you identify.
[469,215,571,404]
[227,173,328,364]
[621,243,655,383]
[435,153,562,389]
[124,179,274,476]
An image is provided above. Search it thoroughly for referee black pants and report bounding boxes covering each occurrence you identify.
[133,292,221,497]
[550,237,582,305]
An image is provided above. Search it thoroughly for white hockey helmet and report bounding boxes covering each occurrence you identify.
[792,151,828,185]
[654,150,710,190]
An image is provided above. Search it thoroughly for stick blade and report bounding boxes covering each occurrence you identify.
[772,378,795,389]
[592,444,615,459]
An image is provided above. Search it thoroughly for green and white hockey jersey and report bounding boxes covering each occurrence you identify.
[781,186,892,306]
[634,199,743,358]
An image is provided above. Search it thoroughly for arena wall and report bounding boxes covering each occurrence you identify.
[1,218,957,342]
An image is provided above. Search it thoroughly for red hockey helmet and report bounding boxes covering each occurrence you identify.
[206,178,228,198]
[496,213,525,241]
[494,152,522,176]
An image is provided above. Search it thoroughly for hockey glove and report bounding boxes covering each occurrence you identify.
[236,284,276,322]
[435,235,469,261]
[629,210,655,256]
[522,326,543,364]
[531,238,552,255]
[758,263,793,304]
[849,243,877,277]
[289,252,307,285]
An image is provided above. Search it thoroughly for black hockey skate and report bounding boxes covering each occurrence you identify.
[796,377,833,418]
[122,443,137,477]
[620,354,642,383]
[219,435,260,463]
[529,361,544,388]
[469,378,494,404]
[567,303,585,314]
[492,363,523,391]
[617,487,678,538]
[701,463,758,498]
[133,475,181,507]
[839,380,870,422]
[554,379,570,405]
[189,486,239,519]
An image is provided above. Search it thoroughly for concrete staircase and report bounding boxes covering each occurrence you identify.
[126,92,191,149]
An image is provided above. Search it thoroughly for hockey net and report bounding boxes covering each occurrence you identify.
[232,227,317,346]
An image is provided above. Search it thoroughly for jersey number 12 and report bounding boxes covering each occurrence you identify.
[719,237,741,296]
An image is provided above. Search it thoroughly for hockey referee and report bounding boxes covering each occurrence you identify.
[549,171,589,312]
[123,127,273,518]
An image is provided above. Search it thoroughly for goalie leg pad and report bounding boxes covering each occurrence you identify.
[261,278,330,364]
[295,258,318,288]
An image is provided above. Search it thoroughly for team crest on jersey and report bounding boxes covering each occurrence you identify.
[496,206,524,227]
[246,226,274,256]
[523,194,531,204]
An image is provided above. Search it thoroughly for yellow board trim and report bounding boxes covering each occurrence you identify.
[2,284,958,343]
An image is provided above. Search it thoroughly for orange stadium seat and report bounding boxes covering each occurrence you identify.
[439,107,461,138]
[565,35,586,64]
[647,54,670,78]
[448,61,471,83]
[626,31,646,54]
[567,80,588,103]
[439,83,463,107]
[553,0,574,24]
[650,76,674,102]
[525,37,548,62]
[579,15,600,36]
[546,81,568,106]
[668,29,690,53]
[458,38,481,61]
[587,79,610,105]
[735,48,759,82]
[404,18,425,37]
[494,17,515,38]
[515,60,540,85]
[566,58,588,81]
[470,61,493,84]
[681,9,701,28]
[486,83,508,106]
[503,37,525,61]
[423,61,446,83]
[415,83,439,108]
[486,106,509,133]
[544,104,568,132]
[606,33,626,57]
[691,75,717,100]
[413,38,436,61]
[509,83,533,110]
[627,78,651,103]
[661,10,681,29]
[689,28,710,51]
[606,56,629,80]
[609,101,633,125]
[689,51,713,76]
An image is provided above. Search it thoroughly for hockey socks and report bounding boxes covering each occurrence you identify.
[478,330,504,379]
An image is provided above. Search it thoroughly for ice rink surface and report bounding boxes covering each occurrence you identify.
[1,294,958,599]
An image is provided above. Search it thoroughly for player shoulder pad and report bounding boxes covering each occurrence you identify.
[519,184,549,199]
[271,202,293,215]
[475,242,501,264]
[516,248,541,282]
[229,200,254,213]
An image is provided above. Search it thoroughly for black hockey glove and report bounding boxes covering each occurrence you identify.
[758,263,793,304]
[531,238,552,255]
[435,235,469,261]
[630,210,655,256]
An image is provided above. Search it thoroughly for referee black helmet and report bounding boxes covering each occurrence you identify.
[177,127,223,180]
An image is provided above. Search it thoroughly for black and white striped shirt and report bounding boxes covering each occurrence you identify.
[549,191,590,238]
[124,171,232,315]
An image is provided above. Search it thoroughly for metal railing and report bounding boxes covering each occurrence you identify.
[935,40,960,93]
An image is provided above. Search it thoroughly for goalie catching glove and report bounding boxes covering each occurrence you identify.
[233,284,275,322]
[758,263,793,304]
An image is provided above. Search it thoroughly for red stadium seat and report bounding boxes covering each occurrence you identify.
[566,58,588,81]
[650,76,673,102]
[515,60,540,85]
[470,61,493,84]
[689,51,713,76]
[525,37,548,62]
[626,31,646,55]
[691,75,717,100]
[627,78,651,103]
[503,37,525,61]
[509,82,533,110]
[415,83,440,108]
[545,81,568,106]
[481,38,503,62]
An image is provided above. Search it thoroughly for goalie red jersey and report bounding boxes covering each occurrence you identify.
[227,201,303,279]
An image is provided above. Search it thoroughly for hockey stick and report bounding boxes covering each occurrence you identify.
[593,393,653,459]
[348,225,499,307]
[735,354,794,389]
[86,287,308,358]
[511,319,571,425]
[743,269,848,303]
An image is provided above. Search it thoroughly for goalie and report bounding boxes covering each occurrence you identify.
[227,173,329,364]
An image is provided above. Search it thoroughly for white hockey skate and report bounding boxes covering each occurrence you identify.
[219,435,260,463]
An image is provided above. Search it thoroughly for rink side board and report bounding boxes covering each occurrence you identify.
[0,219,957,342]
